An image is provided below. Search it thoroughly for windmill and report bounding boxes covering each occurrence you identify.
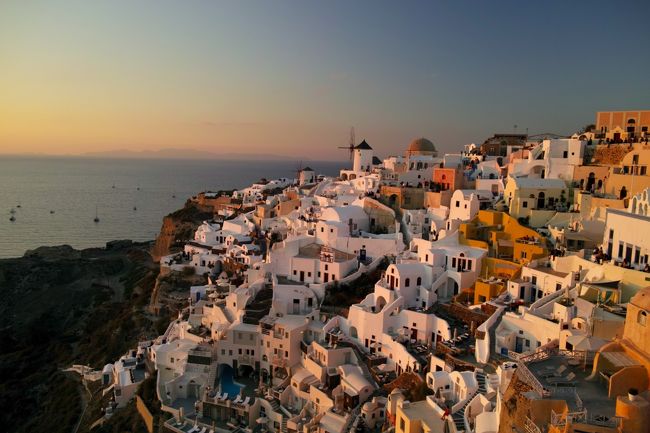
[338,127,356,160]
[294,160,303,185]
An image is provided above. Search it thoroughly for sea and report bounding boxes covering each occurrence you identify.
[0,156,344,259]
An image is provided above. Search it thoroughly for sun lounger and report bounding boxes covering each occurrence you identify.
[199,427,207,433]
[243,396,250,405]
[540,365,567,378]
[547,372,576,384]
[222,393,228,400]
[188,426,199,433]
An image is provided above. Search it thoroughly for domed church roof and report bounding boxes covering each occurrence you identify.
[407,137,437,155]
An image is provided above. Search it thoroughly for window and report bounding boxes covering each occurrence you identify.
[609,229,614,240]
[521,251,527,259]
[238,348,242,355]
[531,276,537,285]
[325,264,328,271]
[293,270,297,275]
[320,227,324,233]
[522,201,528,208]
[618,242,624,258]
[639,311,647,326]
[556,283,562,291]
[400,418,405,431]
[405,278,410,287]
[455,201,460,207]
[417,277,422,285]
[563,151,568,158]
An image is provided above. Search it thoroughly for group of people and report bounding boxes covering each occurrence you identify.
[592,246,611,265]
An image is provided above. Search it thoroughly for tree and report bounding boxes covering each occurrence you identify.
[583,124,596,133]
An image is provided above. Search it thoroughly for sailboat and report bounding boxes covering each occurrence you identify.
[9,208,16,214]
[94,206,100,223]
[9,215,16,222]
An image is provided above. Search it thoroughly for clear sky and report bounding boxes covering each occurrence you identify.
[1,0,649,160]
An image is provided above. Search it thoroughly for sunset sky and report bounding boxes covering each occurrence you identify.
[1,0,649,160]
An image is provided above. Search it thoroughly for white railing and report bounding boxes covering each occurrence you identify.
[516,362,550,397]
[524,416,541,433]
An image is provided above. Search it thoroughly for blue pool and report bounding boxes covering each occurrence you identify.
[218,364,244,398]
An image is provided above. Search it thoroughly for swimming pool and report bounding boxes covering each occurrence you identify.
[218,364,244,398]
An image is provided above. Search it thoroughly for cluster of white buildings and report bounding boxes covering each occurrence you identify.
[97,126,650,433]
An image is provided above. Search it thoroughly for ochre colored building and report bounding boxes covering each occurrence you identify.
[596,110,650,141]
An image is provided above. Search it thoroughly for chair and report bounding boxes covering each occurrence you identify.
[243,396,250,405]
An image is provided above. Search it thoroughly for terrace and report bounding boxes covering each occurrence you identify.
[517,350,621,429]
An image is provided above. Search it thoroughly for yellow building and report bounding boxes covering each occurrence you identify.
[604,147,650,198]
[596,110,650,142]
[459,210,548,265]
[394,397,447,433]
[503,176,567,226]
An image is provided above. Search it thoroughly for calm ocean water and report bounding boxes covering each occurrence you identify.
[0,157,343,258]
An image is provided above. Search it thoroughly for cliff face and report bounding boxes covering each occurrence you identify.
[150,201,214,261]
[0,241,159,433]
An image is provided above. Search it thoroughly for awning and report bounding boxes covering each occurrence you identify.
[601,351,639,368]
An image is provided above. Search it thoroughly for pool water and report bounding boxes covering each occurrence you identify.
[218,364,244,398]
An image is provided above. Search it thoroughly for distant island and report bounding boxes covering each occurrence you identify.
[1,148,329,161]
[79,148,294,160]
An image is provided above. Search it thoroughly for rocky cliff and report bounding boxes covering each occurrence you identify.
[150,201,214,261]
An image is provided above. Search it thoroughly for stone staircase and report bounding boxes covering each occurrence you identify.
[208,363,218,388]
[476,371,487,394]
[451,392,476,432]
[281,418,288,432]
[268,398,281,412]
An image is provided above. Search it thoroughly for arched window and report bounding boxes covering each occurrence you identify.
[639,311,647,326]
[416,277,422,286]
[405,278,410,287]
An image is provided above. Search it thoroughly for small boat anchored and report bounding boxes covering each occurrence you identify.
[94,206,100,223]
[9,215,16,222]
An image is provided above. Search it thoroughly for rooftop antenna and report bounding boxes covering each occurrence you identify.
[338,126,355,160]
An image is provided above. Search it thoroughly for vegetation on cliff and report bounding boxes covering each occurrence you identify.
[0,242,165,433]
